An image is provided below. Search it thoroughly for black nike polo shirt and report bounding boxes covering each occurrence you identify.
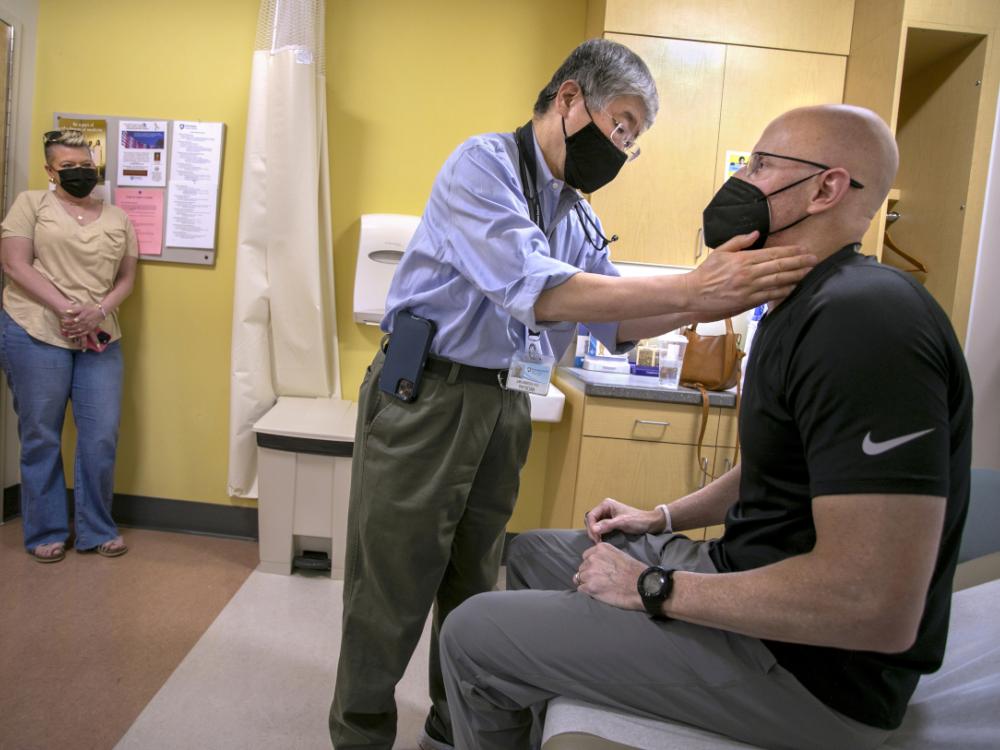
[709,244,973,730]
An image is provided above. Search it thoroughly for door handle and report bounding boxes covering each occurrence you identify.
[694,227,704,261]
[698,456,710,488]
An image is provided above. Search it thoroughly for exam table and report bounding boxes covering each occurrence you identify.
[542,469,1000,750]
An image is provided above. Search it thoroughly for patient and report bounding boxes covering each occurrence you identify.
[437,104,973,750]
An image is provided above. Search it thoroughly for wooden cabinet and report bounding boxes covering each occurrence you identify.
[542,373,738,541]
[845,0,1000,343]
[588,34,724,266]
[712,46,847,195]
[586,4,848,266]
[573,439,705,537]
[594,0,855,56]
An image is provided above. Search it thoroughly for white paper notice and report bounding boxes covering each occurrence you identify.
[165,121,224,250]
[117,120,168,187]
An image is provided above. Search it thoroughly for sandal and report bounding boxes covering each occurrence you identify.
[96,536,128,558]
[31,542,66,564]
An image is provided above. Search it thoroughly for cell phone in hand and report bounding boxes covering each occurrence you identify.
[82,330,111,353]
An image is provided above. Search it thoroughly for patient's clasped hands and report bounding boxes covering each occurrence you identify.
[575,497,667,611]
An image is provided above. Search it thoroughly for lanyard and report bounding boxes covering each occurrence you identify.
[514,121,545,234]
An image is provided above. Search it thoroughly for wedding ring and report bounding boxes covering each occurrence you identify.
[573,572,581,585]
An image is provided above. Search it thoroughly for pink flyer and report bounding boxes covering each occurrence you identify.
[114,187,164,256]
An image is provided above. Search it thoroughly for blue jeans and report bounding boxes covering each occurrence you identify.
[0,311,124,551]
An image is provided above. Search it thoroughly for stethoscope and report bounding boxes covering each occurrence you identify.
[514,123,618,252]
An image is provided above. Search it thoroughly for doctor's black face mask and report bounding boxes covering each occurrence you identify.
[561,115,627,194]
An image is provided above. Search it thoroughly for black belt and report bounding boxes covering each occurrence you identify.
[424,356,508,387]
[380,335,509,387]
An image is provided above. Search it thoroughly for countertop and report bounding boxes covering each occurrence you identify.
[253,396,358,441]
[557,367,738,408]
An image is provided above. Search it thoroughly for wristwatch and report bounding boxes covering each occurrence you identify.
[637,566,675,620]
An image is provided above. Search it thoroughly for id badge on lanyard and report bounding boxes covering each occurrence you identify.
[506,330,554,395]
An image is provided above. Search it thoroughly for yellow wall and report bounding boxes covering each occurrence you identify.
[33,0,587,527]
[36,0,258,506]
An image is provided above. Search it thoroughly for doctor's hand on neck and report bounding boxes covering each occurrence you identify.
[682,231,817,317]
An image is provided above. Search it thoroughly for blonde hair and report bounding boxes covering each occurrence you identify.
[43,129,91,163]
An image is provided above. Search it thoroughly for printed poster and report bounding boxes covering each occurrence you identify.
[56,116,108,183]
[723,149,752,183]
[164,121,223,249]
[117,120,168,187]
[115,187,165,256]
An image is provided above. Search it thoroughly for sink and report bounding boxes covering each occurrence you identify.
[529,383,565,423]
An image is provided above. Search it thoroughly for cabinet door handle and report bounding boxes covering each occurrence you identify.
[698,456,710,488]
[694,226,704,261]
[633,419,670,440]
[724,457,732,474]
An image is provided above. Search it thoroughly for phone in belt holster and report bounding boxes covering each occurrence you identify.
[379,310,437,402]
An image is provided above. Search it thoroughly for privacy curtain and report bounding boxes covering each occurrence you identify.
[228,0,339,497]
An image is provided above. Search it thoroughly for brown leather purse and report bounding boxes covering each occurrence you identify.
[680,319,744,481]
[679,319,744,392]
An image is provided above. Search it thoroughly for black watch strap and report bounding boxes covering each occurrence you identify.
[638,566,675,620]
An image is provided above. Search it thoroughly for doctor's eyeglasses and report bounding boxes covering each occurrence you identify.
[608,117,641,162]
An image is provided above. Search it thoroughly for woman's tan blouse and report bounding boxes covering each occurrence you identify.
[1,190,138,349]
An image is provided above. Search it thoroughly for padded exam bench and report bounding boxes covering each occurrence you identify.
[542,576,1000,750]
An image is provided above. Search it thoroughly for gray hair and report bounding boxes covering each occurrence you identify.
[43,129,91,162]
[534,38,659,130]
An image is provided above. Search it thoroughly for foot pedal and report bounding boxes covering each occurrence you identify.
[293,550,332,571]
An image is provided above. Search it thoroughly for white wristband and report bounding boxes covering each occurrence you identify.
[656,503,673,533]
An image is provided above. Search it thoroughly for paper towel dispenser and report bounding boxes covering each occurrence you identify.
[353,213,420,325]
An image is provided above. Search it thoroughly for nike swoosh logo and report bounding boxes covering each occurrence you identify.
[862,428,934,456]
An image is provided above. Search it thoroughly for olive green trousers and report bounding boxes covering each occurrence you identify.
[329,350,531,749]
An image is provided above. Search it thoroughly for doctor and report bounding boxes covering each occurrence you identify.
[329,38,816,750]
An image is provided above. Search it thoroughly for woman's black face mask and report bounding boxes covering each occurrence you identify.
[702,172,822,250]
[562,112,627,194]
[56,167,99,199]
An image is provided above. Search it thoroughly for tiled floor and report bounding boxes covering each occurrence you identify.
[115,570,434,750]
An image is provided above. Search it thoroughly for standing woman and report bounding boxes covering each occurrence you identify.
[0,129,138,562]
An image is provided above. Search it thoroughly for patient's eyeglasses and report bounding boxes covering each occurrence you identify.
[746,151,864,189]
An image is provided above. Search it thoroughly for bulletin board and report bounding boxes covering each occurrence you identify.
[54,112,226,266]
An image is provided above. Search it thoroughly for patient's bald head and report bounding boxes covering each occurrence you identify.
[760,105,898,219]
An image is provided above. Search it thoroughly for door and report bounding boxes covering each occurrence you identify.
[589,34,726,266]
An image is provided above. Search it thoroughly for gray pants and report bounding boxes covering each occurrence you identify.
[439,529,889,750]
[329,350,531,749]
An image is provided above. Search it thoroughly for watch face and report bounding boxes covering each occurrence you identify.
[641,569,666,596]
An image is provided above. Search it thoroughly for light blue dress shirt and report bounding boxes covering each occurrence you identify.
[382,127,627,369]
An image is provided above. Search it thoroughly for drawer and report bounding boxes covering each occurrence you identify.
[572,437,705,523]
[583,396,718,446]
[717,409,739,448]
